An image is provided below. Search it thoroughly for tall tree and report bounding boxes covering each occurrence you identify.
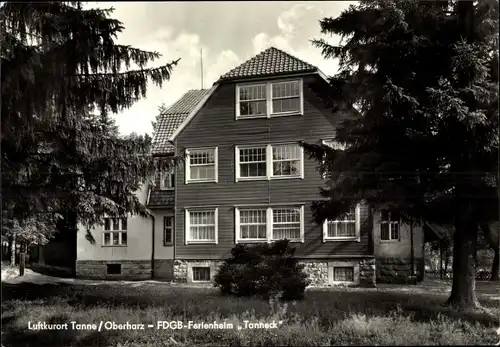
[304,0,498,309]
[1,2,179,246]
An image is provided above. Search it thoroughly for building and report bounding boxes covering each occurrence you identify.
[75,47,439,285]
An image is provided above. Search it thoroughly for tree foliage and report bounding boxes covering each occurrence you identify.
[1,2,180,241]
[304,0,498,308]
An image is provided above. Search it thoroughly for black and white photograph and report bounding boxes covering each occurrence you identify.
[1,1,499,346]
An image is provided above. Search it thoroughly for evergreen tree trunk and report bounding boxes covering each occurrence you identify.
[10,236,16,266]
[480,223,499,281]
[491,249,499,281]
[19,243,25,276]
[446,219,480,309]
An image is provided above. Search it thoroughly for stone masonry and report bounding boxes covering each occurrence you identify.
[76,260,151,280]
[376,257,424,284]
[300,258,376,287]
[173,260,224,283]
[299,260,329,286]
[359,258,376,287]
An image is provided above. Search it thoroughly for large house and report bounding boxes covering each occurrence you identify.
[75,47,442,286]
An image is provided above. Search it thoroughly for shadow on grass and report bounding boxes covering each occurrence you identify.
[307,289,500,328]
[2,282,499,331]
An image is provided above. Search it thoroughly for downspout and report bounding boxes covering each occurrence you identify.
[147,184,155,279]
[151,214,155,279]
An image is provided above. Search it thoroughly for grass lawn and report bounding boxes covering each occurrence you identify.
[1,278,499,346]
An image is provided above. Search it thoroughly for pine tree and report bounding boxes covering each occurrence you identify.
[1,2,179,248]
[303,0,498,309]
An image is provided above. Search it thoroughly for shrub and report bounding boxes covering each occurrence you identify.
[214,239,310,301]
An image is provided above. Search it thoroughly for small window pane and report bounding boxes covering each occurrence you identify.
[121,218,127,231]
[272,97,300,113]
[104,233,111,245]
[113,218,119,231]
[121,232,127,245]
[106,264,121,275]
[104,219,111,231]
[334,267,354,282]
[381,224,390,240]
[112,232,120,245]
[391,224,400,240]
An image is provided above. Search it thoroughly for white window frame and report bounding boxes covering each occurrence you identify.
[191,266,212,282]
[185,208,218,245]
[187,262,214,283]
[235,144,304,181]
[102,217,128,247]
[329,261,360,285]
[185,147,218,184]
[235,79,303,119]
[234,145,267,181]
[235,83,267,119]
[159,169,175,190]
[235,205,304,243]
[322,204,361,242]
[380,211,400,242]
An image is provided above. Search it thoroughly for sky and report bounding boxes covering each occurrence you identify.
[92,1,356,135]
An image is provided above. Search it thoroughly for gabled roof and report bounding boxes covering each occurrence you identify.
[217,47,318,82]
[151,89,211,154]
[168,48,326,142]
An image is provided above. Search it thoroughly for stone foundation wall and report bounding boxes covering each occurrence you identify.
[299,260,329,286]
[376,258,424,284]
[299,258,376,287]
[359,258,376,287]
[153,260,174,281]
[76,260,151,280]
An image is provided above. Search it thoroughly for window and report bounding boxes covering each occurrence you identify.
[328,261,359,285]
[273,208,302,240]
[192,267,211,282]
[238,209,267,241]
[272,144,302,177]
[380,210,400,241]
[103,217,127,246]
[164,216,174,246]
[238,84,267,118]
[323,205,361,242]
[238,147,267,179]
[235,144,303,181]
[235,206,304,243]
[271,81,301,114]
[236,79,303,119]
[106,264,121,275]
[185,209,218,244]
[333,266,354,282]
[160,169,175,190]
[186,147,218,183]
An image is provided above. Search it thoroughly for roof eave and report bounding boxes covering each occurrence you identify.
[216,69,319,84]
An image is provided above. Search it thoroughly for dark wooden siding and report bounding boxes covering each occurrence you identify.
[175,74,373,259]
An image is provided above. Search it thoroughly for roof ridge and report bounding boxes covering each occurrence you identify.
[218,46,317,82]
[267,46,318,70]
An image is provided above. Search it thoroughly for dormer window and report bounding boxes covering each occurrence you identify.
[236,79,303,119]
